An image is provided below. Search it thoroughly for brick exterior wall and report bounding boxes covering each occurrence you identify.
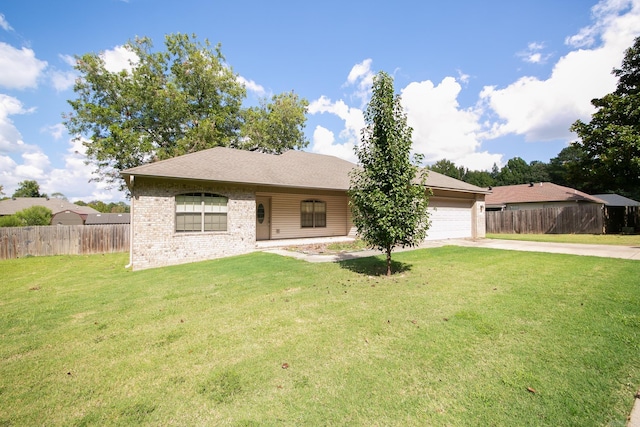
[130,178,256,270]
[473,198,486,239]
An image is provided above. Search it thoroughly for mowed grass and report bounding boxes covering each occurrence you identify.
[1,247,639,426]
[487,232,640,246]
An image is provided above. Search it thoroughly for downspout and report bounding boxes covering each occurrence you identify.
[125,175,134,269]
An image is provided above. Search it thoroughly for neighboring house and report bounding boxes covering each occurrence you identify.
[592,194,640,208]
[121,147,489,271]
[0,197,99,217]
[51,210,89,225]
[85,213,131,225]
[485,182,606,211]
[593,194,640,233]
[485,182,608,234]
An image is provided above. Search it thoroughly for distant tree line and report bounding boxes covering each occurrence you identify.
[430,141,637,201]
[427,144,589,191]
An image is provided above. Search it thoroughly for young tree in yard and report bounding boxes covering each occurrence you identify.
[65,33,308,192]
[570,36,640,200]
[349,71,430,276]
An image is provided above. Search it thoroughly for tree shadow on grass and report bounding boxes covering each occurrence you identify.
[337,256,412,276]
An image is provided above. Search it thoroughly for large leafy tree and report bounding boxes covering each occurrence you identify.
[570,36,640,200]
[12,180,46,198]
[65,33,308,191]
[495,157,531,185]
[349,71,430,276]
[464,170,495,188]
[547,145,591,190]
[428,159,465,180]
[240,91,309,154]
[428,158,496,188]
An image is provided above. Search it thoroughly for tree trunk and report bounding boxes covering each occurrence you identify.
[386,245,392,276]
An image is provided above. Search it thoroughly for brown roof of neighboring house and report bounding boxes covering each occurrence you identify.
[0,197,100,216]
[121,147,489,194]
[85,213,130,224]
[485,182,606,206]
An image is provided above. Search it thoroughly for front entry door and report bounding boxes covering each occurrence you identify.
[256,197,270,241]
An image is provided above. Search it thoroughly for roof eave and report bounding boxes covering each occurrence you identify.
[427,185,491,195]
[124,173,350,192]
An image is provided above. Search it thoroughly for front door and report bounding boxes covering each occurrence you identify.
[256,197,270,241]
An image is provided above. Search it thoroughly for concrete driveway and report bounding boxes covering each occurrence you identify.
[451,238,640,260]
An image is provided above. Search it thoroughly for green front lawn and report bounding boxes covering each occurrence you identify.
[1,248,638,426]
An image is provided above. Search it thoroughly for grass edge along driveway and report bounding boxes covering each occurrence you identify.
[1,247,639,426]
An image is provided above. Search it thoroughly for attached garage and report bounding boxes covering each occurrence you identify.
[426,197,474,240]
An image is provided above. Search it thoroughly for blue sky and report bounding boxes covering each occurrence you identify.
[1,0,639,202]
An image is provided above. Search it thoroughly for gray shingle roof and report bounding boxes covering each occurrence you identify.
[122,147,354,190]
[121,147,489,194]
[0,197,100,216]
[592,194,640,207]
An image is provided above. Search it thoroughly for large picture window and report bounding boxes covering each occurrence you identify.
[301,200,326,228]
[176,193,227,232]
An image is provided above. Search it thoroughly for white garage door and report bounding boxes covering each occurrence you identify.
[425,198,473,240]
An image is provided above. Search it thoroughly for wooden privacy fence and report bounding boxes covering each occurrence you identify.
[486,205,604,234]
[0,224,130,259]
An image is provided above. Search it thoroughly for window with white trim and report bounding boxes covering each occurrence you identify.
[176,193,227,232]
[301,200,326,228]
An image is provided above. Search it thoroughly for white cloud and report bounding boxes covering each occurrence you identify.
[480,0,640,143]
[457,69,471,84]
[566,0,634,48]
[0,42,48,89]
[59,54,76,67]
[14,151,50,180]
[308,96,365,146]
[0,94,36,154]
[1,136,126,202]
[402,77,495,168]
[344,59,375,107]
[101,45,138,73]
[50,69,76,92]
[0,155,19,193]
[454,151,504,171]
[309,125,357,163]
[237,75,266,96]
[0,13,13,31]
[518,42,550,64]
[43,138,114,201]
[44,123,66,140]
